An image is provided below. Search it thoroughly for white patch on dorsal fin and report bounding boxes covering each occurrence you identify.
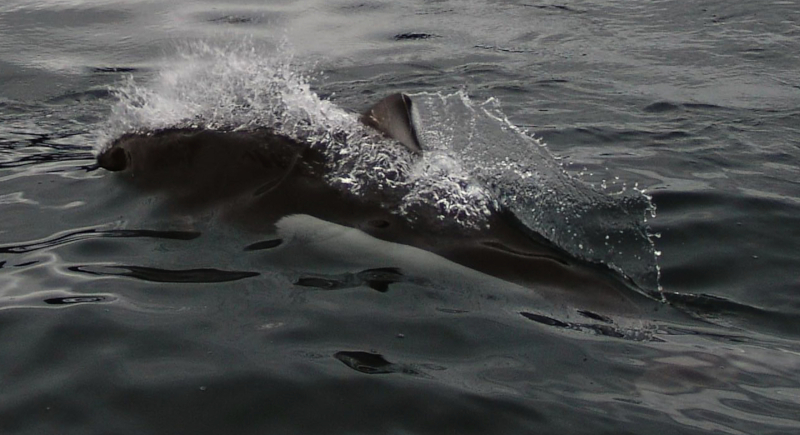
[360,93,423,155]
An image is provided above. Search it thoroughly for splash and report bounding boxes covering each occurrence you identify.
[99,40,494,228]
[99,40,661,297]
[412,92,661,297]
[100,39,353,144]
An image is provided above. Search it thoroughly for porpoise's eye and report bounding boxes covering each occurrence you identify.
[97,146,129,172]
[368,219,391,229]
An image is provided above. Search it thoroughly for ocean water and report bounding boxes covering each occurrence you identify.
[1,1,799,434]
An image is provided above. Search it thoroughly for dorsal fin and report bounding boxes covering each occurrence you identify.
[360,93,423,154]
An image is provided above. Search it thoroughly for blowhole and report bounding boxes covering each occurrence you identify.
[368,219,391,229]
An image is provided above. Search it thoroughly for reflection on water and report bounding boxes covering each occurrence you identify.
[1,0,799,434]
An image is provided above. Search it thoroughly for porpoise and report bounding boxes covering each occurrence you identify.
[95,93,657,316]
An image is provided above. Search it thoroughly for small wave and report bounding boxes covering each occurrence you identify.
[99,39,661,296]
[412,92,660,296]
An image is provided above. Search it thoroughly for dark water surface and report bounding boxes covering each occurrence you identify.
[2,1,800,434]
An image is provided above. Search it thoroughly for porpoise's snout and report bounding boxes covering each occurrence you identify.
[97,146,129,172]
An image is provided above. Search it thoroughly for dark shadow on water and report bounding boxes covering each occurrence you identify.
[91,67,138,74]
[577,310,613,324]
[521,3,585,13]
[520,312,571,328]
[244,238,283,251]
[43,295,111,305]
[520,311,664,342]
[295,268,408,293]
[334,351,438,378]
[393,33,438,41]
[0,228,201,254]
[69,265,259,283]
[643,101,726,113]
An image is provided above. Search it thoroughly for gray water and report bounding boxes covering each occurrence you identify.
[1,1,799,434]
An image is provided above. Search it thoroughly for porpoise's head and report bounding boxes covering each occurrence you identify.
[96,143,129,172]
